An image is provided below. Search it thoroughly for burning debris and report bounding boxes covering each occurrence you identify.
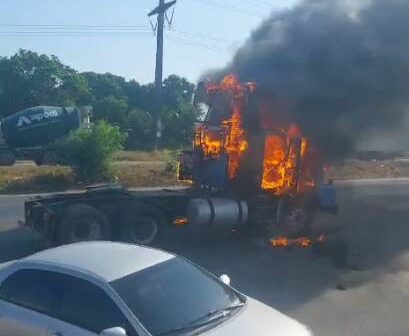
[271,234,326,249]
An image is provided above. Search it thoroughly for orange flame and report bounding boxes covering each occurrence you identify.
[195,74,248,179]
[261,126,306,195]
[195,126,223,157]
[271,234,325,249]
[223,108,248,179]
[174,217,188,226]
[218,75,248,179]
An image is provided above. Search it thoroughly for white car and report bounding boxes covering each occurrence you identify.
[0,242,312,336]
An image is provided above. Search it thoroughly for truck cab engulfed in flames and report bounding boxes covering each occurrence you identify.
[178,74,319,198]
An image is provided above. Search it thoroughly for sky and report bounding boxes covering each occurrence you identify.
[0,0,298,84]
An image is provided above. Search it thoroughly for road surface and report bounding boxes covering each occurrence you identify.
[1,180,409,336]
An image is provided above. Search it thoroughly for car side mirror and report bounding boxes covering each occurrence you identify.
[220,274,231,286]
[100,327,127,336]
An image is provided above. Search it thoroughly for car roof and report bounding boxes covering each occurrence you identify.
[20,242,174,282]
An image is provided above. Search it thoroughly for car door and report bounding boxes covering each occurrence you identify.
[0,269,61,336]
[55,274,137,336]
[0,268,137,336]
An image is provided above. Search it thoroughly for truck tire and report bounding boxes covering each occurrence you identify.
[34,156,43,166]
[57,204,111,244]
[276,201,312,238]
[120,207,166,246]
[0,150,16,166]
[42,150,59,165]
[35,150,58,166]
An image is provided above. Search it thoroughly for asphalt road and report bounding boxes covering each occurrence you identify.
[1,180,409,336]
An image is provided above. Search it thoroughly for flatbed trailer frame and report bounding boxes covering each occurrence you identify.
[24,182,335,246]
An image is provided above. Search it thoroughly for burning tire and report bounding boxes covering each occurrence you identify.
[57,204,111,244]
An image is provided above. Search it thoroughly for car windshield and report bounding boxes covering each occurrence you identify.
[110,257,240,336]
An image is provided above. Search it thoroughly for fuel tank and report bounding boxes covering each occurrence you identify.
[187,198,248,229]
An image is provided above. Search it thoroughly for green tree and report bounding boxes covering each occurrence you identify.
[93,95,128,128]
[0,49,89,118]
[81,72,127,101]
[160,75,198,148]
[162,75,195,109]
[62,121,125,181]
[126,108,155,150]
[161,103,198,148]
[0,50,199,151]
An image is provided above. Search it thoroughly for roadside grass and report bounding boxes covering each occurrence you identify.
[114,162,179,188]
[3,157,409,194]
[0,160,181,194]
[0,166,75,193]
[114,150,173,162]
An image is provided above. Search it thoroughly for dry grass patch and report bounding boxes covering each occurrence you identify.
[0,161,182,193]
[115,150,173,162]
[0,166,75,193]
[114,162,180,188]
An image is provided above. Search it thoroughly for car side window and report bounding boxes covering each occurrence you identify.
[58,275,134,334]
[0,269,64,315]
[0,269,137,335]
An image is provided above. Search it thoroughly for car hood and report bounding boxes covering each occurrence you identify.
[202,297,311,336]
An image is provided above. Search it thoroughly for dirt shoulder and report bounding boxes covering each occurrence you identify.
[327,159,409,180]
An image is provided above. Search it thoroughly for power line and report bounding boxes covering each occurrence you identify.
[167,26,230,43]
[0,31,152,35]
[0,31,227,51]
[0,23,231,43]
[0,23,150,29]
[167,35,225,52]
[0,23,229,51]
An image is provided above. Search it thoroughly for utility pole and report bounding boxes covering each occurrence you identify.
[148,0,176,148]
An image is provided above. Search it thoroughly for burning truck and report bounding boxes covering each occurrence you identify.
[23,75,337,246]
[179,74,334,238]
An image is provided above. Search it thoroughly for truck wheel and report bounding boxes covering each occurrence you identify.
[34,157,43,166]
[277,203,311,238]
[121,208,165,246]
[0,150,16,166]
[58,204,111,244]
[35,151,58,166]
[42,151,59,165]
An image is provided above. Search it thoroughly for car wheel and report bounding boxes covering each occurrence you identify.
[58,204,111,244]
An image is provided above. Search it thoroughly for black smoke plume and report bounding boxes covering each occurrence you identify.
[206,0,409,159]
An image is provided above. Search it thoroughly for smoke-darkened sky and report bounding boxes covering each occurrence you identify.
[208,0,409,158]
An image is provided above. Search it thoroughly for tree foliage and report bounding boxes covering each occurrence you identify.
[0,50,88,116]
[0,49,200,149]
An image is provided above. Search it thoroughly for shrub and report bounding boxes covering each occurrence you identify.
[62,121,126,181]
